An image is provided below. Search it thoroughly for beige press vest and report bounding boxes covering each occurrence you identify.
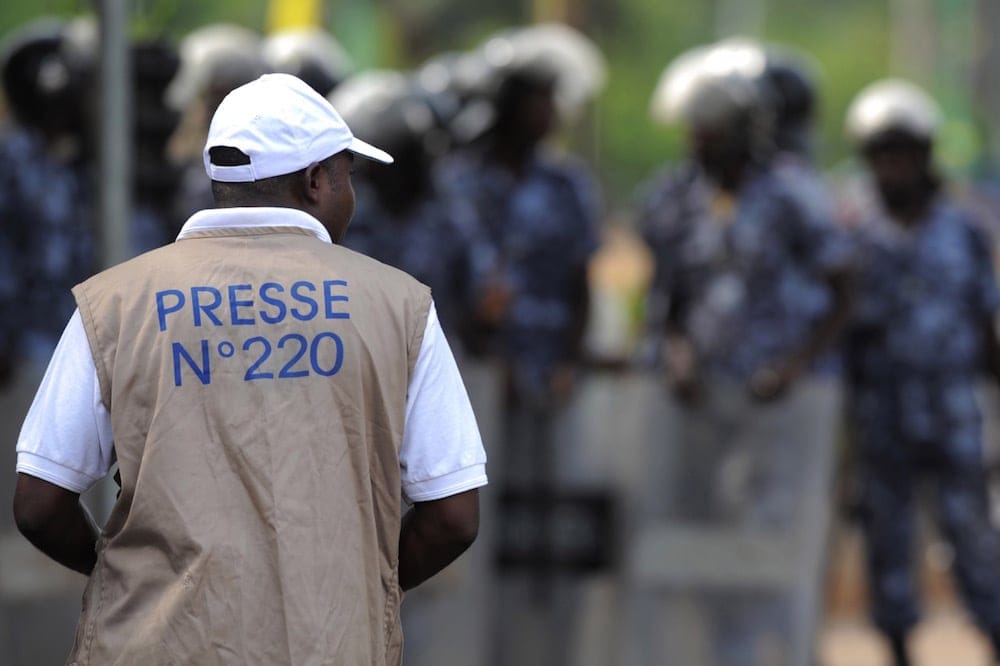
[68,224,431,665]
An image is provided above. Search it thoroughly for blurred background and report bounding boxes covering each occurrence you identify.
[4,0,1000,209]
[3,0,1000,664]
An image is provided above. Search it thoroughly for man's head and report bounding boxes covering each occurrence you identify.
[204,73,393,242]
[651,45,772,191]
[846,78,941,216]
[682,73,769,191]
[1,18,90,139]
[491,65,558,148]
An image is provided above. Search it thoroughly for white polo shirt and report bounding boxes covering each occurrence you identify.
[15,207,487,504]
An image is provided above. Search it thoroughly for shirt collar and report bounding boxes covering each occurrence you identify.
[176,207,332,244]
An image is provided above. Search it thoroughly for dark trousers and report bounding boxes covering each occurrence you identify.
[858,429,1000,635]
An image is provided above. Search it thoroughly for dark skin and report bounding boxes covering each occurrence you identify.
[14,474,480,588]
[487,83,556,177]
[13,150,480,589]
[13,474,99,575]
[864,136,936,227]
[212,152,357,243]
[398,488,479,590]
[986,322,1000,388]
[691,125,752,194]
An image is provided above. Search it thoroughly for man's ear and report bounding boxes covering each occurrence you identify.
[301,162,326,205]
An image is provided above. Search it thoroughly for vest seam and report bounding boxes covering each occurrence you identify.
[72,283,113,412]
[382,564,400,656]
[177,226,319,241]
[80,544,106,664]
[405,289,432,380]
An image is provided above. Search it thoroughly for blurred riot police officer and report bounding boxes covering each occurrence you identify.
[635,46,849,665]
[842,79,1000,666]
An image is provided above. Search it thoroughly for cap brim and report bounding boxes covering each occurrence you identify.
[349,137,394,164]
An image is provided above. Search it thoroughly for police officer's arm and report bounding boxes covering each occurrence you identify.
[664,294,703,403]
[781,266,853,377]
[810,267,854,359]
[13,473,99,576]
[962,222,1000,385]
[751,265,853,400]
[636,175,704,402]
[398,488,479,590]
[569,263,591,357]
[552,263,591,397]
[750,193,856,399]
[984,320,1000,385]
[984,310,1000,390]
[664,326,702,403]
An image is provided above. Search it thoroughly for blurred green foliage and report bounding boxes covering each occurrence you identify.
[0,0,993,210]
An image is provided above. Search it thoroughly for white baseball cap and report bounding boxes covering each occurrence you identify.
[204,72,393,183]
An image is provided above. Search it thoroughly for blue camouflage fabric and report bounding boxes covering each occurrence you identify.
[437,149,600,398]
[637,161,847,380]
[0,125,95,361]
[341,180,483,338]
[843,191,1000,635]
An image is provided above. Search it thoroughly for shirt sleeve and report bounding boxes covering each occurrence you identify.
[400,303,488,503]
[15,309,115,493]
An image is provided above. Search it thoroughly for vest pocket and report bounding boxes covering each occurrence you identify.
[382,564,404,664]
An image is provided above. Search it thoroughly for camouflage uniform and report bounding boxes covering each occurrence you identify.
[638,161,847,383]
[636,162,846,666]
[437,149,600,402]
[844,192,1000,636]
[0,125,95,361]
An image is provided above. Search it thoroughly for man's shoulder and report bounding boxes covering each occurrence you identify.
[932,193,982,228]
[927,196,996,257]
[317,244,434,319]
[79,237,425,292]
[332,242,430,289]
